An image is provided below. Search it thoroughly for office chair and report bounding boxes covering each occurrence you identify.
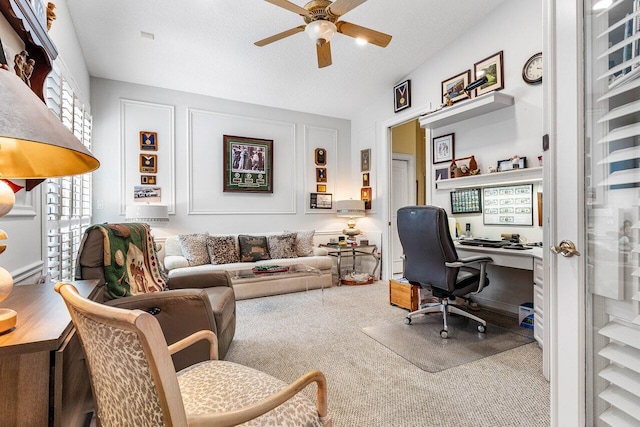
[397,206,493,338]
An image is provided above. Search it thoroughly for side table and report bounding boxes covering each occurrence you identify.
[0,280,100,427]
[320,244,380,284]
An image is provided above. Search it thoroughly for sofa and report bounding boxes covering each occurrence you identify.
[161,231,334,300]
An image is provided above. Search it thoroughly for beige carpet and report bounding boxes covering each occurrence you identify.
[225,281,550,427]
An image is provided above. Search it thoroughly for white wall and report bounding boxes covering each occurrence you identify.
[90,78,365,241]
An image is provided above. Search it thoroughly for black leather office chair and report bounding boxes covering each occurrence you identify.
[397,205,493,338]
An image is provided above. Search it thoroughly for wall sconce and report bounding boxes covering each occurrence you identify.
[336,199,366,237]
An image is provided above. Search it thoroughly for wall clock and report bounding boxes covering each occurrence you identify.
[522,52,543,85]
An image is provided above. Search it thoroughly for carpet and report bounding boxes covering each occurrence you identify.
[362,309,534,373]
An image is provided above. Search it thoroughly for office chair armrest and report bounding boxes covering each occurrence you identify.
[446,256,493,294]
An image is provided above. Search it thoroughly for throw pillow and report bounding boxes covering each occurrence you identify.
[206,235,239,265]
[267,233,298,259]
[178,232,210,266]
[238,235,271,262]
[295,230,315,257]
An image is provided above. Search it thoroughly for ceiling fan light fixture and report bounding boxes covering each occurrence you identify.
[355,37,368,46]
[305,20,337,44]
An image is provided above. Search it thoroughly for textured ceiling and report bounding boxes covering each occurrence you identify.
[66,0,506,119]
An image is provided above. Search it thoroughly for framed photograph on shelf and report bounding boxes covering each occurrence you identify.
[223,135,273,193]
[497,156,527,172]
[435,168,449,181]
[432,133,455,164]
[362,172,370,187]
[140,154,157,173]
[450,188,481,214]
[483,184,533,226]
[442,70,470,104]
[360,148,371,172]
[361,187,372,210]
[393,80,411,113]
[140,131,158,151]
[316,168,327,182]
[473,51,504,96]
[310,193,332,209]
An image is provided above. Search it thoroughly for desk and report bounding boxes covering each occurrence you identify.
[455,243,543,270]
[320,244,380,283]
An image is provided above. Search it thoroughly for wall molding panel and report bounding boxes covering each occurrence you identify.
[303,125,338,214]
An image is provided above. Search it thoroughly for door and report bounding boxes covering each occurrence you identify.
[391,154,416,277]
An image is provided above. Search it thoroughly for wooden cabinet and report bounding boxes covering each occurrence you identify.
[0,280,99,426]
[389,279,419,311]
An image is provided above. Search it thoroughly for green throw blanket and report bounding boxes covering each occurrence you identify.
[77,223,166,299]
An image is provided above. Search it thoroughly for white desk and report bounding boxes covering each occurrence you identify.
[455,243,543,270]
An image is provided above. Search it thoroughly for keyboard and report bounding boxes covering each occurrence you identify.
[458,238,509,248]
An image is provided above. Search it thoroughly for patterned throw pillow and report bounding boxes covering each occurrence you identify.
[178,233,210,266]
[238,235,271,262]
[206,235,239,265]
[295,230,315,257]
[267,233,298,259]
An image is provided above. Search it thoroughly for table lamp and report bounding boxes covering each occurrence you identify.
[0,68,100,333]
[336,199,366,238]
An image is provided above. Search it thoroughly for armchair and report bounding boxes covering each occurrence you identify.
[55,282,331,427]
[397,206,493,338]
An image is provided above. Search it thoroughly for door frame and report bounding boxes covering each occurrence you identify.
[391,153,417,276]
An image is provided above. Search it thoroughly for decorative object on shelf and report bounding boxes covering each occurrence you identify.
[360,148,371,172]
[393,79,411,113]
[442,70,470,104]
[487,166,497,173]
[361,187,372,210]
[473,50,504,96]
[22,58,35,87]
[317,184,327,192]
[13,50,27,81]
[432,133,455,164]
[140,131,157,151]
[140,154,157,173]
[483,184,534,226]
[522,52,542,85]
[310,192,332,209]
[497,156,527,172]
[223,135,273,193]
[316,167,327,182]
[125,204,169,223]
[0,68,100,333]
[46,2,56,30]
[449,155,478,178]
[141,175,156,185]
[362,172,370,187]
[336,199,366,237]
[314,147,326,165]
[435,168,449,181]
[134,185,161,203]
[450,188,482,214]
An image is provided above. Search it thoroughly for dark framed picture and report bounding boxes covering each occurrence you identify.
[314,148,327,166]
[140,131,158,151]
[361,148,371,172]
[141,175,156,185]
[432,133,455,164]
[223,135,273,193]
[474,51,504,97]
[450,188,481,214]
[435,168,449,181]
[497,156,527,172]
[362,172,370,187]
[317,184,327,193]
[310,193,332,209]
[361,187,372,210]
[140,154,157,173]
[442,70,470,104]
[483,184,533,226]
[393,80,411,113]
[316,168,327,182]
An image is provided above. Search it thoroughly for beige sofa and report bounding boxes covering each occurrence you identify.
[161,232,334,300]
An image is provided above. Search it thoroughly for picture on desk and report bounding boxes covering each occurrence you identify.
[483,184,533,225]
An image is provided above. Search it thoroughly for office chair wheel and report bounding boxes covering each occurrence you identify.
[404,317,412,325]
[477,324,486,333]
[440,329,449,339]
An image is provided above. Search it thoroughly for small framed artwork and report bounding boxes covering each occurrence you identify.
[450,188,481,214]
[362,172,370,187]
[223,135,273,193]
[140,131,158,151]
[134,185,161,203]
[393,80,411,113]
[497,157,527,172]
[141,175,156,185]
[361,187,372,210]
[473,51,504,97]
[140,154,157,173]
[317,184,327,193]
[435,168,449,181]
[310,193,332,209]
[315,148,327,166]
[432,133,455,164]
[361,148,371,172]
[316,168,327,182]
[442,70,470,104]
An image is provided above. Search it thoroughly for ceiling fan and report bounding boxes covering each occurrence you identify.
[255,0,392,68]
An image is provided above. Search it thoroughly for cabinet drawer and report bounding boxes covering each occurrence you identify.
[534,285,544,315]
[534,257,544,285]
[534,315,543,347]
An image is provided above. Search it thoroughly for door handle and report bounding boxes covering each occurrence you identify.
[550,240,581,257]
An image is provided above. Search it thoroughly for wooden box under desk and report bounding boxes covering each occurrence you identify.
[389,279,419,311]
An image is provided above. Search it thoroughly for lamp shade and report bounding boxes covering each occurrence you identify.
[336,199,365,218]
[126,204,169,222]
[0,70,100,179]
[305,20,337,44]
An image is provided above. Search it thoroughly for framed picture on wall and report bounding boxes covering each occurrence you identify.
[134,186,161,203]
[140,154,157,173]
[141,175,156,185]
[223,135,273,193]
[482,184,533,226]
[316,168,327,182]
[361,149,371,172]
[310,193,332,209]
[317,184,327,193]
[361,187,372,210]
[441,70,470,104]
[432,133,454,164]
[140,131,158,151]
[362,173,370,187]
[393,80,411,113]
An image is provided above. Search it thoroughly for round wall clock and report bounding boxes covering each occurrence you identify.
[522,52,543,85]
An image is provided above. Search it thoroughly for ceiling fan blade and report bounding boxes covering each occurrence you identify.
[316,41,332,68]
[264,0,310,17]
[326,0,367,17]
[336,21,392,47]
[255,25,306,47]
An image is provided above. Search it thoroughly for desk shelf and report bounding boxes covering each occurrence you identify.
[435,167,543,190]
[419,92,514,130]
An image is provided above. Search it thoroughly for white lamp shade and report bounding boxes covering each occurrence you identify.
[125,205,169,222]
[305,20,337,43]
[336,199,365,218]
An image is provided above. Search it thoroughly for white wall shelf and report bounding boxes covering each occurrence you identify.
[419,92,514,130]
[435,166,543,190]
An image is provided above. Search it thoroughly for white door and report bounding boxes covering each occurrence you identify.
[391,155,416,277]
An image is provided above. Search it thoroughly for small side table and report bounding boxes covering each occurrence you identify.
[320,244,380,284]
